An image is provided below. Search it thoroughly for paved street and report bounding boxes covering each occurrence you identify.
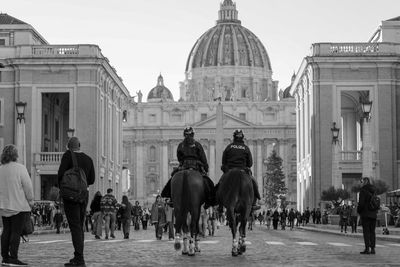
[16,224,400,267]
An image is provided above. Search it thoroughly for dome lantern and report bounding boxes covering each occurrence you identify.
[218,0,240,24]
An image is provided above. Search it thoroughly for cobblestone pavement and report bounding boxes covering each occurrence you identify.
[16,224,400,267]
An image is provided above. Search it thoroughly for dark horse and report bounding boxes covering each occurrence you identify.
[216,169,253,256]
[171,169,205,256]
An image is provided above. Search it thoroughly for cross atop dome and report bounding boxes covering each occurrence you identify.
[218,0,240,24]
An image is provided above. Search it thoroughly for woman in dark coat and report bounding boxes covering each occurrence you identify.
[121,196,133,239]
[150,195,167,240]
[272,209,280,230]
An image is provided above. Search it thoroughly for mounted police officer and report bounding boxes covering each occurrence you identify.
[161,127,216,209]
[217,129,261,211]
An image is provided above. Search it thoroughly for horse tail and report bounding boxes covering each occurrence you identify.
[182,170,190,215]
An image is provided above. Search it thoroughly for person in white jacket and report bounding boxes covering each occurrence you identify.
[0,144,34,266]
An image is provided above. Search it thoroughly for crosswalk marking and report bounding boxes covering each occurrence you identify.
[103,239,124,243]
[34,240,67,244]
[200,240,219,244]
[296,242,317,246]
[327,242,352,247]
[265,241,285,245]
[22,238,400,248]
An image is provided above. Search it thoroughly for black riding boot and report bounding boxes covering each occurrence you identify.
[203,176,216,209]
[251,177,261,211]
[161,178,172,199]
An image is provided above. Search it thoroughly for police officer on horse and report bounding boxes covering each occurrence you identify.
[161,126,216,209]
[217,129,261,211]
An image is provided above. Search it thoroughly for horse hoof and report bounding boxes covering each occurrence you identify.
[182,251,188,255]
[174,242,181,251]
[195,247,201,253]
[240,245,246,253]
[232,251,238,257]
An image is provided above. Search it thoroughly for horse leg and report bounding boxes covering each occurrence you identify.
[174,212,182,251]
[227,208,239,257]
[182,232,188,255]
[188,236,195,256]
[239,216,247,254]
[193,207,201,253]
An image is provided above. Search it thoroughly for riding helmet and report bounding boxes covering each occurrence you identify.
[233,129,244,140]
[183,126,195,137]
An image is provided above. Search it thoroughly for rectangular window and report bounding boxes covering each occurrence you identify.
[201,113,207,121]
[263,112,276,121]
[55,120,59,141]
[0,138,3,152]
[239,113,246,121]
[44,114,48,134]
[0,98,4,126]
[0,39,5,46]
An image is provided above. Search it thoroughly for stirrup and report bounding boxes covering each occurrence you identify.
[251,205,261,211]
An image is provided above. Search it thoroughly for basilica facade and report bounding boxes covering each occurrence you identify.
[123,0,296,208]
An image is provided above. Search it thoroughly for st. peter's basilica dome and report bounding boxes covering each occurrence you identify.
[182,0,277,102]
[185,0,271,72]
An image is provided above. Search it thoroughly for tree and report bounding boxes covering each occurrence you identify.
[351,179,389,195]
[321,186,350,211]
[263,150,287,208]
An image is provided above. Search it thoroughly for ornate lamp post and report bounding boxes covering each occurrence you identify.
[331,122,341,188]
[331,122,340,144]
[15,102,27,165]
[66,128,75,138]
[360,97,373,179]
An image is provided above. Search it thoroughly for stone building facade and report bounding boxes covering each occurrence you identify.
[123,1,296,207]
[0,14,130,201]
[290,17,400,211]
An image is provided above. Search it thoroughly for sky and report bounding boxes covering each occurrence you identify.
[2,0,399,100]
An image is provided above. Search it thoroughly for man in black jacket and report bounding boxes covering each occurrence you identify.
[58,137,95,267]
[357,177,378,255]
[217,129,261,211]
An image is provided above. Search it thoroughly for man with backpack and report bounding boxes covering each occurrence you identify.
[357,177,378,255]
[58,137,95,267]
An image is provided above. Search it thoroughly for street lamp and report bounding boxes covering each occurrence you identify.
[360,97,373,122]
[360,95,373,179]
[331,122,340,144]
[15,102,27,122]
[66,128,75,138]
[15,102,27,165]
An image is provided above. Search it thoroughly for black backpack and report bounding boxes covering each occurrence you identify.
[368,191,380,211]
[60,151,88,203]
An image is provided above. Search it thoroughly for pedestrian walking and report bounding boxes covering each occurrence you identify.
[304,207,311,224]
[350,203,358,233]
[0,144,34,266]
[141,208,150,230]
[340,204,350,233]
[311,208,316,224]
[315,208,322,224]
[165,200,174,240]
[120,196,133,239]
[199,205,208,237]
[207,207,217,236]
[58,137,95,267]
[280,210,287,230]
[132,201,142,231]
[266,210,272,229]
[272,209,279,230]
[288,208,296,230]
[54,207,64,234]
[100,188,118,240]
[150,195,166,240]
[357,177,378,255]
[90,191,103,239]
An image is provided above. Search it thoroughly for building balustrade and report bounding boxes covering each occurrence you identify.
[34,152,64,164]
[312,43,400,56]
[339,150,378,161]
[0,45,104,58]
